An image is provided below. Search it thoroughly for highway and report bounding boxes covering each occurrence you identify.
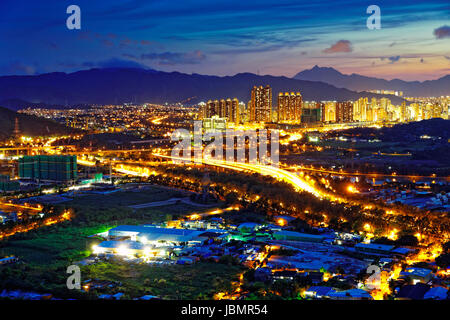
[284,165,450,181]
[151,154,345,203]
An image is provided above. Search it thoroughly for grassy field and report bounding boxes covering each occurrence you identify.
[0,225,111,266]
[0,184,235,299]
[82,261,244,299]
[1,186,214,266]
[66,186,187,208]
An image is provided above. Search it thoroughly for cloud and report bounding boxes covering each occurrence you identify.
[140,51,206,65]
[82,58,149,69]
[381,56,401,64]
[77,31,153,49]
[120,38,137,48]
[45,42,59,50]
[433,25,450,39]
[322,40,352,54]
[388,56,401,63]
[0,61,37,75]
[102,39,114,47]
[77,31,92,40]
[212,37,316,55]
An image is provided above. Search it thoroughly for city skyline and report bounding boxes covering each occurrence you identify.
[1,0,449,81]
[0,0,449,305]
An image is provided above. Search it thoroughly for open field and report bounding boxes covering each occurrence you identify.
[0,225,110,266]
[0,184,234,299]
[66,185,188,208]
[81,261,244,299]
[1,186,218,265]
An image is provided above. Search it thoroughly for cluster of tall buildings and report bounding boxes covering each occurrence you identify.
[199,85,449,127]
[200,98,241,126]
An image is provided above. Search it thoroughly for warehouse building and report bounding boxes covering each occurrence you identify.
[107,225,207,246]
[354,243,395,256]
[272,231,325,243]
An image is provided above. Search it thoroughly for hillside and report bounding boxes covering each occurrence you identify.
[0,98,78,112]
[0,106,78,139]
[0,68,405,106]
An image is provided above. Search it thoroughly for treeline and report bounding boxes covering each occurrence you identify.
[142,164,450,241]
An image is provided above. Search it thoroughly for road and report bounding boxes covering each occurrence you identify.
[284,165,449,181]
[151,154,345,203]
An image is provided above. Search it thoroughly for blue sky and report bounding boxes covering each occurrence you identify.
[0,0,449,80]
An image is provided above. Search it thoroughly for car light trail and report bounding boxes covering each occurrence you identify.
[151,153,346,202]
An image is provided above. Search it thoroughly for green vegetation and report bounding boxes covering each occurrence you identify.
[82,261,244,299]
[0,225,110,266]
[0,185,237,299]
[66,186,185,208]
[1,186,211,266]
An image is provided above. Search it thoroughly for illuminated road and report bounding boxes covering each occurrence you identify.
[77,154,335,200]
[65,148,156,155]
[76,153,448,240]
[285,165,449,181]
[151,154,345,202]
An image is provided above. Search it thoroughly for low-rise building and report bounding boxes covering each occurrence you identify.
[327,288,373,300]
[400,268,433,284]
[354,243,395,256]
[107,225,207,246]
[304,286,333,299]
[272,231,325,243]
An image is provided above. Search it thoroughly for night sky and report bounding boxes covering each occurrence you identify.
[1,0,449,80]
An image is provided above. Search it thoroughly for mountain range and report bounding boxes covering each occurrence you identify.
[294,66,450,97]
[0,68,407,110]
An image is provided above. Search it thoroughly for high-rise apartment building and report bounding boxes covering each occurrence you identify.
[203,100,220,118]
[250,85,272,122]
[202,98,240,125]
[322,102,336,122]
[225,98,240,125]
[301,101,322,123]
[353,97,368,121]
[277,92,302,123]
[400,101,407,122]
[335,102,353,123]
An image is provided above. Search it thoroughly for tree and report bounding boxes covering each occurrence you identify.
[397,234,418,247]
[435,253,450,269]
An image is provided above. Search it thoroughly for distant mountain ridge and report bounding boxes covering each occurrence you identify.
[0,67,406,108]
[294,65,450,97]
